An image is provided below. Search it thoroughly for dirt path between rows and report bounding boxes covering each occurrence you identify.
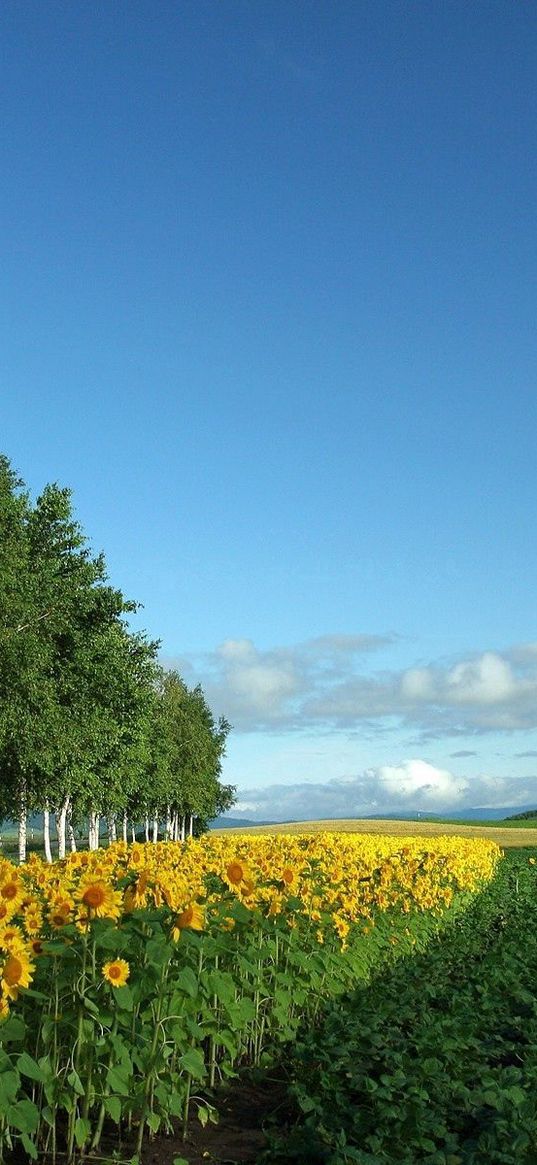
[139,1076,289,1165]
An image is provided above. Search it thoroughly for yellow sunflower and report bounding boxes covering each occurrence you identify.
[0,926,24,949]
[0,902,16,927]
[171,903,205,941]
[281,866,298,889]
[22,907,43,937]
[77,878,122,921]
[102,959,130,988]
[1,948,34,999]
[0,878,24,911]
[225,858,251,888]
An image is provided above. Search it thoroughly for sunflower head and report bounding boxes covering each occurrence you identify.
[1,948,34,999]
[77,879,122,921]
[173,903,205,936]
[0,903,14,926]
[102,959,130,988]
[225,859,250,887]
[0,880,22,904]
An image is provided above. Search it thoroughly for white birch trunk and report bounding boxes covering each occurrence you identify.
[88,811,100,851]
[180,816,186,842]
[144,816,150,843]
[56,796,69,860]
[131,825,136,843]
[152,815,158,843]
[188,814,194,838]
[43,804,53,864]
[165,805,172,841]
[67,803,77,852]
[172,812,179,841]
[18,783,27,864]
[107,816,117,845]
[122,811,128,843]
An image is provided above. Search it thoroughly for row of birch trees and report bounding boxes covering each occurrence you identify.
[0,455,234,861]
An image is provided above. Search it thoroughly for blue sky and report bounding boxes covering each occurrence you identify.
[2,2,537,818]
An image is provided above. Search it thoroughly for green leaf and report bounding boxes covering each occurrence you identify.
[174,966,199,999]
[146,937,169,967]
[169,1092,185,1118]
[178,1048,206,1080]
[6,1099,39,1133]
[229,901,252,924]
[96,927,131,952]
[17,1053,46,1084]
[207,970,235,1005]
[0,1016,25,1044]
[82,997,101,1018]
[506,1085,526,1107]
[74,1116,91,1149]
[107,1065,131,1096]
[67,1069,85,1096]
[104,1095,122,1124]
[20,1133,38,1161]
[0,1071,19,1107]
[114,984,134,1011]
[146,1111,161,1134]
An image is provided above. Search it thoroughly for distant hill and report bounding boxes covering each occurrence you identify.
[212,805,537,828]
[209,815,279,829]
[362,808,529,822]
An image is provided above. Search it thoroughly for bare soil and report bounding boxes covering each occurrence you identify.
[137,1074,289,1165]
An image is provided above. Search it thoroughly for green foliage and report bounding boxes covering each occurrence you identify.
[0,453,235,849]
[0,861,472,1162]
[139,669,233,830]
[265,852,537,1165]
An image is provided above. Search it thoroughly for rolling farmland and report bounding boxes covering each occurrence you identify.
[216,816,537,848]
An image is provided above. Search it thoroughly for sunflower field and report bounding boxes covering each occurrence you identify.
[0,832,500,1163]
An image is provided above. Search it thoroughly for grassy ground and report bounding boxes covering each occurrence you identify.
[215,817,537,848]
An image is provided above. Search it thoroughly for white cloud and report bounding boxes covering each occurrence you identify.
[375,759,467,805]
[172,636,537,739]
[401,668,436,701]
[227,762,537,823]
[445,653,515,705]
[230,662,298,711]
[217,639,257,663]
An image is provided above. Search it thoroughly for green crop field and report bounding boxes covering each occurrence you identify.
[265,849,537,1165]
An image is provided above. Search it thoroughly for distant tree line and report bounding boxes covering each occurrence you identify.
[0,455,234,861]
[504,809,537,821]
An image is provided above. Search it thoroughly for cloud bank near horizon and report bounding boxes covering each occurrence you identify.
[230,759,537,822]
[170,635,537,740]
